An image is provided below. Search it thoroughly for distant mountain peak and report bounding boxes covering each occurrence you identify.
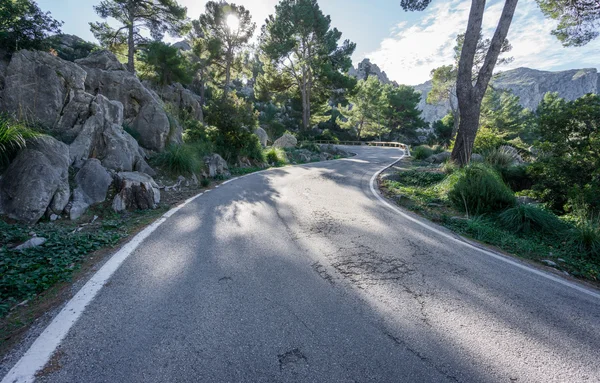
[348,58,399,87]
[414,66,599,123]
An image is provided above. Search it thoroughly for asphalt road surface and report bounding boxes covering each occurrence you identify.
[5,146,600,382]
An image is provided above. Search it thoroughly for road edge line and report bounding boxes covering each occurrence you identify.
[369,155,600,301]
[0,148,358,383]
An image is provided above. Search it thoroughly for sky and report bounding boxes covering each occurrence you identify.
[38,0,600,86]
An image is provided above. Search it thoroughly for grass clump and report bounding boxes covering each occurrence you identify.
[151,144,202,175]
[265,148,287,166]
[499,204,565,234]
[484,146,519,168]
[412,145,434,160]
[0,114,41,166]
[443,163,515,215]
[569,217,600,257]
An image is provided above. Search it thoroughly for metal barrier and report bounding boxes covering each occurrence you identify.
[302,140,409,151]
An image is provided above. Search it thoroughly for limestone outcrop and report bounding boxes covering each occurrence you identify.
[0,136,70,223]
[273,133,297,148]
[255,127,269,147]
[75,51,175,151]
[112,172,161,212]
[204,154,230,178]
[70,159,113,220]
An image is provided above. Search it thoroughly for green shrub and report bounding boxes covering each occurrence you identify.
[444,163,515,215]
[265,148,287,166]
[239,134,265,162]
[500,165,533,192]
[201,178,210,187]
[499,204,565,234]
[205,92,259,163]
[569,218,600,257]
[151,144,201,175]
[472,126,506,154]
[396,170,446,187]
[412,145,434,160]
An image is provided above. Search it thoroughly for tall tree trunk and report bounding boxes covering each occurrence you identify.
[451,95,481,165]
[301,68,309,130]
[451,0,519,166]
[224,48,232,98]
[127,23,135,73]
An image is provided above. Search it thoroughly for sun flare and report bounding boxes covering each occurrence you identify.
[226,14,239,31]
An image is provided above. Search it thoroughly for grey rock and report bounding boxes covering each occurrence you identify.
[273,133,297,148]
[112,172,160,212]
[517,196,539,205]
[471,153,484,162]
[426,152,451,164]
[319,152,334,161]
[171,40,192,51]
[75,50,127,71]
[542,259,558,267]
[15,237,47,250]
[76,51,173,151]
[50,214,59,221]
[150,82,203,122]
[1,50,86,127]
[70,159,113,220]
[67,94,154,174]
[0,136,70,223]
[255,127,269,147]
[348,58,398,86]
[204,154,230,178]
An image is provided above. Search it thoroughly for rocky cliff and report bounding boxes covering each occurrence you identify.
[414,67,600,123]
[349,58,399,86]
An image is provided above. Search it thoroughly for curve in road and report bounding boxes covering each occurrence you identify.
[3,146,600,383]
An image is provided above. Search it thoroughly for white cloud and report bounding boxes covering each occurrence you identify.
[366,0,600,85]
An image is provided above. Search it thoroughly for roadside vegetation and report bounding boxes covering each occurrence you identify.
[382,92,600,283]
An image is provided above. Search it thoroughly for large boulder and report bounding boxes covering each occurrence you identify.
[0,50,86,126]
[204,154,230,178]
[0,136,70,223]
[273,133,297,148]
[425,151,451,164]
[112,172,160,212]
[255,127,269,147]
[152,82,204,122]
[70,159,113,220]
[64,94,154,174]
[75,51,174,151]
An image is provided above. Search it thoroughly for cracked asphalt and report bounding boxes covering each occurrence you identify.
[14,146,600,382]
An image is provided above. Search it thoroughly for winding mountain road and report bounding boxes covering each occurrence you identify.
[3,146,600,383]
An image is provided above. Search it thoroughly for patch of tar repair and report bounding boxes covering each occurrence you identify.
[330,244,415,288]
[278,348,308,370]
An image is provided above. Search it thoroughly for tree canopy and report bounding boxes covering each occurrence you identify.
[0,0,62,54]
[90,0,188,72]
[260,0,356,131]
[197,1,255,97]
[536,0,600,46]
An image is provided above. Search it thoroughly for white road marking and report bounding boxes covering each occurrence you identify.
[369,153,600,301]
[0,191,207,383]
[5,148,597,383]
